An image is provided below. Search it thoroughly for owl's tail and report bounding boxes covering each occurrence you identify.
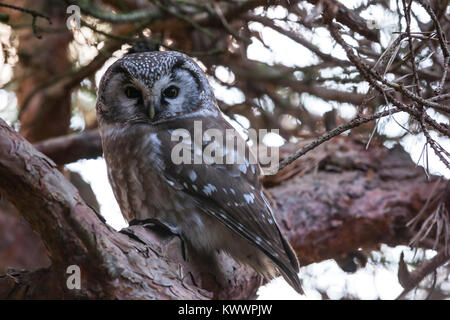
[220,217,304,294]
[274,234,304,295]
[278,268,304,295]
[253,252,303,295]
[249,233,304,295]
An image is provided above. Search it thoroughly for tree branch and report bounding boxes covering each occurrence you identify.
[34,129,102,166]
[0,118,260,299]
[397,248,449,299]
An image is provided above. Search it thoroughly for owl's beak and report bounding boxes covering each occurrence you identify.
[148,104,155,120]
[145,94,158,120]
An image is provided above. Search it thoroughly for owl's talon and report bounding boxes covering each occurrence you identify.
[179,234,187,261]
[135,218,187,261]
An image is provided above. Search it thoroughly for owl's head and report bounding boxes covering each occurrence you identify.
[96,51,217,125]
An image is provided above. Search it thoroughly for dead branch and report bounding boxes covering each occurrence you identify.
[397,248,449,299]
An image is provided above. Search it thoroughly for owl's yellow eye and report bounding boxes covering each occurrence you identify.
[163,86,179,99]
[124,86,141,99]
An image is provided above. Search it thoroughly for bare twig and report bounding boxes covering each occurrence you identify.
[416,0,450,94]
[276,108,401,172]
[65,0,161,24]
[0,3,52,38]
[328,22,450,137]
[397,249,449,299]
[402,0,422,95]
[214,3,251,44]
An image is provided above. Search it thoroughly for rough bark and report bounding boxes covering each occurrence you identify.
[0,118,447,299]
[0,198,50,270]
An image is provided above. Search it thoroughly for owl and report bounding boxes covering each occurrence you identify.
[96,51,303,294]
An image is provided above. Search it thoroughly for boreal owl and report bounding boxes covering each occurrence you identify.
[96,51,303,294]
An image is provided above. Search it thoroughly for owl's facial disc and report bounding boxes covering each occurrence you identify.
[118,67,200,122]
[97,53,206,125]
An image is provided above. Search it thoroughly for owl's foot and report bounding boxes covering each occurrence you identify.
[131,218,188,261]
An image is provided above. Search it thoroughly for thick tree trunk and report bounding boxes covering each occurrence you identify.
[0,119,447,299]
